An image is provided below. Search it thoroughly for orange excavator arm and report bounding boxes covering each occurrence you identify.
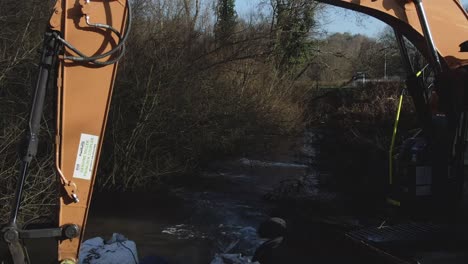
[51,0,130,262]
[2,1,129,264]
[1,1,466,264]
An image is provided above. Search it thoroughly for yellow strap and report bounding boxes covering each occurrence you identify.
[389,71,422,185]
[386,198,401,207]
[389,90,405,185]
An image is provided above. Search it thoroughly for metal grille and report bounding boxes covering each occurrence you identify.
[348,222,449,243]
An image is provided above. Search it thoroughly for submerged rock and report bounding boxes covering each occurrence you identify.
[252,237,285,264]
[257,217,287,239]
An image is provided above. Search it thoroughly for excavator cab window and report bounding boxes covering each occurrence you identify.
[461,41,468,52]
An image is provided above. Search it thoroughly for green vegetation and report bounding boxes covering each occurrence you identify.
[215,0,238,43]
[272,0,320,72]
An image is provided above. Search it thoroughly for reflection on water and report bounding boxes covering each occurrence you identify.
[161,224,207,240]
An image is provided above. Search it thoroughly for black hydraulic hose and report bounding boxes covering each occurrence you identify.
[9,163,29,226]
[8,32,59,226]
[56,0,132,65]
[55,24,122,61]
[57,22,123,62]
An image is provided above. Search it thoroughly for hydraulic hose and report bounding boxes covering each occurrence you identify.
[55,0,132,65]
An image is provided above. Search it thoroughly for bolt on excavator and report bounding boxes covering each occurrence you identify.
[0,0,467,263]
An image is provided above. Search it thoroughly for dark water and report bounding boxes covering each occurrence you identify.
[85,136,315,263]
[86,130,461,264]
[3,131,468,263]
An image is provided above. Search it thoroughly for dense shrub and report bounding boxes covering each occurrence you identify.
[0,0,56,224]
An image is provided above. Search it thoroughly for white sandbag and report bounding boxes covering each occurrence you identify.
[79,233,138,264]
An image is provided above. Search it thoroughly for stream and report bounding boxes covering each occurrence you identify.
[85,133,322,263]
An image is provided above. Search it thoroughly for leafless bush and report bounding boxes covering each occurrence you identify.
[97,14,307,190]
[0,0,56,224]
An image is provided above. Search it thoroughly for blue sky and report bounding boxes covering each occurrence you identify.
[235,0,468,37]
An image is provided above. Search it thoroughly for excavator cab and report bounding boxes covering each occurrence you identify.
[386,24,468,215]
[388,68,467,215]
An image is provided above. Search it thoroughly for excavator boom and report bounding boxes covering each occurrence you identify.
[2,1,129,263]
[51,0,130,262]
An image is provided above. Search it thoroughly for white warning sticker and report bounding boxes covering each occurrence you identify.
[73,133,99,180]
